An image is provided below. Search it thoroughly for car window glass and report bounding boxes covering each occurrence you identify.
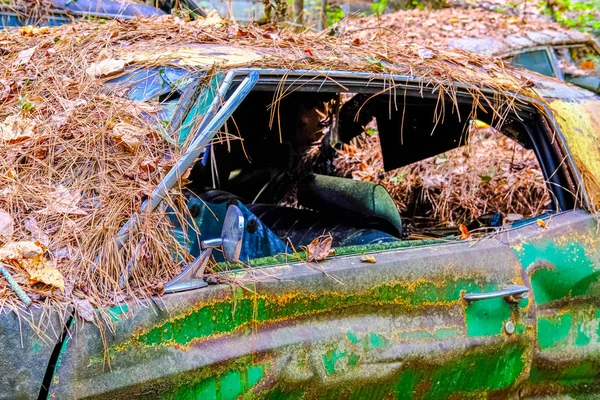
[509,50,556,77]
[105,67,194,136]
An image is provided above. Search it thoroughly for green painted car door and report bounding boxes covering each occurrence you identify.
[49,235,534,399]
[508,210,600,397]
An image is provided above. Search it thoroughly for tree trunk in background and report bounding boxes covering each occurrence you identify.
[546,0,557,21]
[293,0,304,25]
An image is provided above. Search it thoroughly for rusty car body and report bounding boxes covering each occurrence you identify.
[2,37,600,400]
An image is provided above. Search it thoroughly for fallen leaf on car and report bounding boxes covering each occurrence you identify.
[37,185,87,216]
[23,217,50,246]
[0,209,14,239]
[0,114,36,143]
[51,98,87,128]
[361,253,376,263]
[0,240,43,261]
[112,122,143,152]
[199,9,225,26]
[14,46,36,66]
[19,26,49,37]
[536,219,547,229]
[417,46,435,60]
[305,234,334,262]
[73,298,95,322]
[26,258,65,291]
[459,224,470,240]
[85,58,126,77]
[0,240,64,291]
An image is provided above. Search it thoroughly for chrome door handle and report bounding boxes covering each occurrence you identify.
[464,284,530,303]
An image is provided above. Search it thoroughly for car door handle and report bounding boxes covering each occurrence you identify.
[464,284,530,303]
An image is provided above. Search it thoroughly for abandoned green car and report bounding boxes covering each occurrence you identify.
[2,20,600,400]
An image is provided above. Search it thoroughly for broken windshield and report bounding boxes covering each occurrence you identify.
[105,66,195,124]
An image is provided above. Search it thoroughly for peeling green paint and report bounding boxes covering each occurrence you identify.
[465,296,511,337]
[539,313,573,349]
[255,343,526,400]
[538,309,600,351]
[163,363,266,400]
[131,278,501,350]
[514,240,596,304]
[323,349,346,375]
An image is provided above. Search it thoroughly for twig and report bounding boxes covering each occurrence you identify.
[0,262,32,307]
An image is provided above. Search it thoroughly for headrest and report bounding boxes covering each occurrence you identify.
[297,174,402,238]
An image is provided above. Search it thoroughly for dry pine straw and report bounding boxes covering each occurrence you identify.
[0,17,542,319]
[333,126,551,229]
[340,5,582,45]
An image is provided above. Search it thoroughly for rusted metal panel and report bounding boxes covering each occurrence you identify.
[49,238,532,399]
[547,98,600,208]
[506,211,600,397]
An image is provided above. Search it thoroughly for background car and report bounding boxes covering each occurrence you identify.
[342,7,600,94]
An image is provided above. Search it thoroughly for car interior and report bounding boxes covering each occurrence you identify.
[168,83,576,263]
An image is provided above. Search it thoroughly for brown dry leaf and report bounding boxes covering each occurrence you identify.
[37,185,87,216]
[23,217,50,246]
[536,219,547,229]
[14,46,36,66]
[361,253,377,263]
[0,240,64,291]
[0,240,43,261]
[26,258,65,292]
[0,79,12,101]
[0,114,36,143]
[305,234,334,262]
[85,58,126,77]
[112,122,143,152]
[459,224,471,240]
[19,26,49,37]
[0,209,14,239]
[73,298,95,322]
[580,60,595,70]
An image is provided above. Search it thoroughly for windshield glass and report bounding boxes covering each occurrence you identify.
[105,66,195,124]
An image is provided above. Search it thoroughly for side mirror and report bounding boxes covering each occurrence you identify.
[164,205,244,293]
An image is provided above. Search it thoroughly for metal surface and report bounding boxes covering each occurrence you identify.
[464,284,530,302]
[49,233,535,399]
[221,205,244,263]
[164,205,244,293]
[164,251,211,293]
[0,307,67,399]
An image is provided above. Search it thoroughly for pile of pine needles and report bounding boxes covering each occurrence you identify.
[0,16,540,319]
[340,6,589,54]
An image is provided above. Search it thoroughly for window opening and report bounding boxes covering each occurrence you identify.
[175,84,565,265]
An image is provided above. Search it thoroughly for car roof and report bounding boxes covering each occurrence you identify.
[94,18,535,101]
[341,7,592,57]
